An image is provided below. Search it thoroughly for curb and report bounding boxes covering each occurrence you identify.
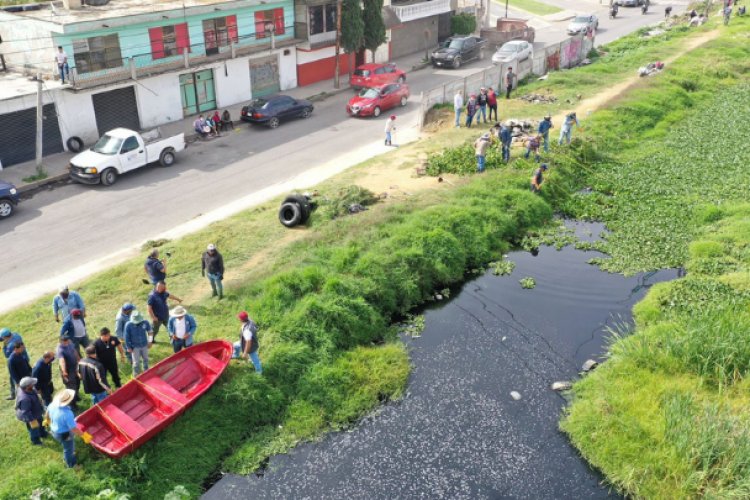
[17,170,70,195]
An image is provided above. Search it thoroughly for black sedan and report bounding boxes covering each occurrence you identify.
[0,180,19,219]
[240,95,314,128]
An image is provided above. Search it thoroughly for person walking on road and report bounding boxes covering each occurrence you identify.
[505,67,516,99]
[94,328,125,388]
[77,345,112,405]
[2,328,27,400]
[32,352,55,406]
[477,88,489,124]
[124,310,152,376]
[167,306,197,353]
[53,285,85,323]
[453,90,464,128]
[147,281,182,343]
[538,115,554,153]
[15,377,48,445]
[235,311,262,373]
[47,389,88,468]
[474,133,491,173]
[9,342,32,398]
[465,94,478,128]
[115,302,135,362]
[559,112,580,145]
[60,308,90,355]
[384,115,397,146]
[500,123,512,163]
[202,244,225,299]
[56,336,80,410]
[530,163,549,193]
[144,249,167,285]
[487,87,498,122]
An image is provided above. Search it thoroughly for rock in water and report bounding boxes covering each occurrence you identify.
[510,391,522,400]
[582,359,599,372]
[551,381,573,391]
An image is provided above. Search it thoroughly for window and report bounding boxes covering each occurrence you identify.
[309,4,336,35]
[121,136,139,153]
[72,34,122,74]
[203,16,238,56]
[255,8,285,39]
[149,23,190,59]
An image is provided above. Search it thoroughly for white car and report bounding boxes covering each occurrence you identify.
[492,40,533,65]
[567,14,598,35]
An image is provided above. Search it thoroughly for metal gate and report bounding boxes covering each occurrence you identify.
[249,56,280,98]
[92,86,141,136]
[0,104,63,167]
[179,70,216,116]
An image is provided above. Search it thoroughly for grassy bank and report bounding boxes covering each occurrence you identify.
[493,0,562,16]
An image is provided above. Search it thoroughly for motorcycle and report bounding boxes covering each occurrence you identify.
[609,6,619,18]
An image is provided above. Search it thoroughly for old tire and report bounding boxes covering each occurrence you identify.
[101,168,118,186]
[269,117,280,129]
[373,106,381,117]
[66,136,84,153]
[283,194,312,222]
[0,199,14,218]
[279,202,302,228]
[159,148,176,167]
[452,57,461,69]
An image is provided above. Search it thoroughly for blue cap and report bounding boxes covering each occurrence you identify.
[0,328,11,338]
[122,302,135,311]
[541,163,549,170]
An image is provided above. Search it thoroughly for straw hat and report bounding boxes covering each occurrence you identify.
[171,305,187,317]
[55,389,76,407]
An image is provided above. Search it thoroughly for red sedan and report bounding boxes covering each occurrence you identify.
[346,83,410,118]
[349,63,406,90]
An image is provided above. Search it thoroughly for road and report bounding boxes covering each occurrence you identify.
[0,0,686,313]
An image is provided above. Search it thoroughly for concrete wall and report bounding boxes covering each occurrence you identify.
[214,58,253,108]
[0,13,62,75]
[277,46,298,90]
[135,73,184,128]
[390,16,439,59]
[54,89,98,145]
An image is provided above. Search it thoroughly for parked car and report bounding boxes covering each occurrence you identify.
[69,128,185,186]
[567,14,599,35]
[0,180,19,219]
[431,35,487,69]
[617,0,644,6]
[346,83,410,117]
[350,63,406,90]
[241,95,314,128]
[492,40,533,64]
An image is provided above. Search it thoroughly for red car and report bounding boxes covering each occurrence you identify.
[349,63,406,90]
[346,83,410,118]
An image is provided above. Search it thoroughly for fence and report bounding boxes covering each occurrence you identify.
[417,33,594,129]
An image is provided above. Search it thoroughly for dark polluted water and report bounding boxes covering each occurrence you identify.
[204,222,679,500]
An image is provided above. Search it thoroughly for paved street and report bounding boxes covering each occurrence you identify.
[0,0,686,313]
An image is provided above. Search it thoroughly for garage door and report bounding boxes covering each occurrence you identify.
[0,104,63,168]
[249,56,280,98]
[92,86,140,136]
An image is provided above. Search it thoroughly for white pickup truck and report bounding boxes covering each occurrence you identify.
[69,128,185,186]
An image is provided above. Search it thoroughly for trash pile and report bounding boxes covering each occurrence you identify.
[638,61,665,77]
[518,93,557,104]
[503,119,536,137]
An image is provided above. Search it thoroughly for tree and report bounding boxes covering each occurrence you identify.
[362,0,387,63]
[340,0,364,77]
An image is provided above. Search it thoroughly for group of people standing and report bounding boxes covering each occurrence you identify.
[4,242,263,469]
[453,68,518,129]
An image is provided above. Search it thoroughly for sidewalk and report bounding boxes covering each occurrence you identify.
[3,51,430,194]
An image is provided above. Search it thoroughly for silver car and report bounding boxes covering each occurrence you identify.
[567,14,599,35]
[492,40,533,65]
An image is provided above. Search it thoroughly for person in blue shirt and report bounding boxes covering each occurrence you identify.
[32,352,55,406]
[167,305,198,353]
[52,285,85,323]
[559,112,580,145]
[47,389,85,468]
[60,309,90,355]
[15,377,48,445]
[124,310,153,375]
[499,123,512,163]
[538,115,553,153]
[2,328,29,400]
[115,302,135,363]
[144,249,167,285]
[147,281,182,343]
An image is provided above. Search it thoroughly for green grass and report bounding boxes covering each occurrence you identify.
[493,0,562,16]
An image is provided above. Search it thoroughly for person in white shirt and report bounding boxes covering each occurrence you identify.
[453,90,464,128]
[167,306,197,353]
[55,46,69,84]
[384,115,397,146]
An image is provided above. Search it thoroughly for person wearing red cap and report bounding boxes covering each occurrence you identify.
[384,115,397,146]
[234,311,262,373]
[60,308,90,356]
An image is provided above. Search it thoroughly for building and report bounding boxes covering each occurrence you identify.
[0,0,299,165]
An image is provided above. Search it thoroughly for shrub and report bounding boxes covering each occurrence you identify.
[263,342,315,395]
[689,240,725,260]
[450,13,476,35]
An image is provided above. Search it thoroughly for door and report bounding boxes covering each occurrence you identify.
[0,104,63,167]
[117,135,146,173]
[464,38,477,59]
[381,84,398,109]
[275,96,296,118]
[179,70,216,116]
[92,86,140,136]
[249,56,280,98]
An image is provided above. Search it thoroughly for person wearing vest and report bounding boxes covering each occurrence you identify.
[32,352,55,405]
[60,308,90,355]
[144,249,167,285]
[15,377,48,445]
[167,306,197,353]
[77,345,112,404]
[234,311,262,373]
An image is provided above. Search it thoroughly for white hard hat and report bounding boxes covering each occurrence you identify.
[207,244,216,251]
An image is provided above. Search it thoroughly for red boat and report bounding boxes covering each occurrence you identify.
[76,340,233,458]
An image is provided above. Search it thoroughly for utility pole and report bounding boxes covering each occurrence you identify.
[35,73,43,169]
[505,0,509,19]
[334,0,342,89]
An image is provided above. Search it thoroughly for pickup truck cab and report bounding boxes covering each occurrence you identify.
[69,128,185,186]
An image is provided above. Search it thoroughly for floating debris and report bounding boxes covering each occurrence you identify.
[510,391,522,400]
[551,381,573,391]
[519,277,536,289]
[490,259,516,276]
